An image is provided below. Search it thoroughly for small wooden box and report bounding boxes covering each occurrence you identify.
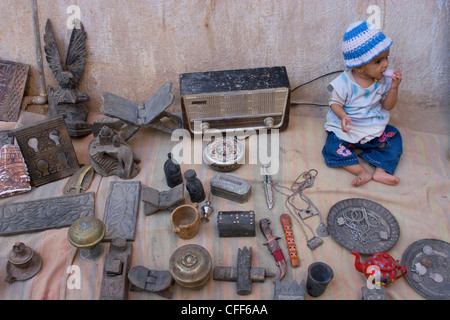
[217,211,255,238]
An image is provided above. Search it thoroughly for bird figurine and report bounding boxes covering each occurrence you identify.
[44,19,91,137]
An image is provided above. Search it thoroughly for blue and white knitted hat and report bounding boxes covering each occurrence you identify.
[342,21,393,68]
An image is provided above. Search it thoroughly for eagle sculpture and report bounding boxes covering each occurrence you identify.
[44,19,91,137]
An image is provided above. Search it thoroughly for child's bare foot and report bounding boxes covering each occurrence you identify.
[373,167,400,186]
[342,164,372,187]
[352,172,373,187]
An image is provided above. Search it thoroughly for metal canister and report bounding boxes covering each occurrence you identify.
[169,244,213,290]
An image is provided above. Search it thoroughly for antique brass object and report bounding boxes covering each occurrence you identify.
[169,244,213,290]
[68,216,105,261]
[5,242,42,284]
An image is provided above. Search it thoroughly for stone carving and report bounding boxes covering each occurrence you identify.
[103,181,141,241]
[0,60,30,122]
[44,19,91,137]
[0,192,94,236]
[8,116,80,187]
[0,144,31,198]
[88,117,140,180]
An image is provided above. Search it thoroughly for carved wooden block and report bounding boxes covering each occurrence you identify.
[103,181,141,241]
[0,60,30,122]
[99,237,132,300]
[0,192,94,236]
[0,145,31,198]
[8,116,80,187]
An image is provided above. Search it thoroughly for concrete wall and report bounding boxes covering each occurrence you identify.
[1,0,449,135]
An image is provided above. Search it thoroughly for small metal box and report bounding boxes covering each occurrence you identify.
[210,173,251,203]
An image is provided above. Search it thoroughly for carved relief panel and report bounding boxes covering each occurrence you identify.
[9,116,80,187]
[0,60,30,122]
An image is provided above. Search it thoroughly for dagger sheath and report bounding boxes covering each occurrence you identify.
[259,218,287,280]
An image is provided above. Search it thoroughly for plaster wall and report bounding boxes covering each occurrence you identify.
[1,0,449,135]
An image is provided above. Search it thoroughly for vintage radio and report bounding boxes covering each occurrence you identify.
[179,66,291,135]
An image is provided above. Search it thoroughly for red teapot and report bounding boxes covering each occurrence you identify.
[352,251,407,286]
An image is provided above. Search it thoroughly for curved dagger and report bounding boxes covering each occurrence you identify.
[259,218,287,280]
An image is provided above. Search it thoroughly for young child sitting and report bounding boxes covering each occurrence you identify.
[322,21,403,187]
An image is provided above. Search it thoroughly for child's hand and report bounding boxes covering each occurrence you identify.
[389,70,402,89]
[341,116,352,132]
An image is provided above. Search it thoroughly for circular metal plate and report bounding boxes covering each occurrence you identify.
[401,239,450,300]
[327,198,400,255]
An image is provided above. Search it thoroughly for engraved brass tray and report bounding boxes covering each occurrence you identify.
[327,198,400,255]
[401,239,450,300]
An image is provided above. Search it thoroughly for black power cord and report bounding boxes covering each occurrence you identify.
[290,70,344,107]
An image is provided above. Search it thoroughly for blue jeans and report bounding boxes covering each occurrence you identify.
[322,125,403,175]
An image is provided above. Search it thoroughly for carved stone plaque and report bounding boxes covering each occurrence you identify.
[0,60,30,122]
[9,116,80,187]
[103,181,141,241]
[0,192,94,236]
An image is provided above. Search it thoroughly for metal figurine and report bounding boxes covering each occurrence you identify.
[44,19,91,137]
[88,118,140,180]
[262,165,274,210]
[259,218,287,280]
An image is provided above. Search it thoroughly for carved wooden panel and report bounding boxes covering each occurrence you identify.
[9,116,80,187]
[0,60,30,122]
[103,181,141,241]
[0,192,94,236]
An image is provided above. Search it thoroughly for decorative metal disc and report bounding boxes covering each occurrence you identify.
[401,239,450,300]
[327,198,400,255]
[203,137,245,172]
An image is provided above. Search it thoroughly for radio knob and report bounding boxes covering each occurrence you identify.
[201,122,211,132]
[264,117,275,128]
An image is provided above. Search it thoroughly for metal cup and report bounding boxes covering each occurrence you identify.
[306,262,334,297]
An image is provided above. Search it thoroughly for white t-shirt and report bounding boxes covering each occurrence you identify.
[324,70,392,144]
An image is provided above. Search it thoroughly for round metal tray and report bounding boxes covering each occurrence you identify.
[327,198,400,255]
[401,239,450,300]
